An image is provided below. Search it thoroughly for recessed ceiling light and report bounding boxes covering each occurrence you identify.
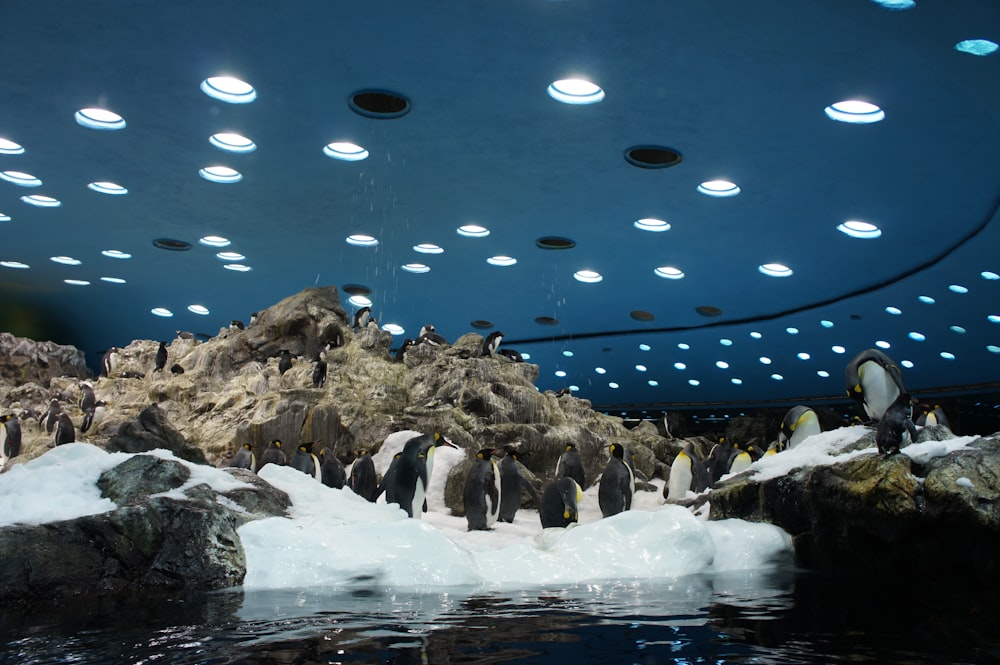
[547,79,605,105]
[837,220,882,239]
[918,295,936,304]
[609,382,620,389]
[457,224,490,238]
[901,359,915,368]
[648,380,659,387]
[634,218,670,232]
[948,284,969,294]
[817,370,830,378]
[323,142,369,161]
[102,249,132,259]
[100,277,126,284]
[487,256,517,266]
[824,100,885,124]
[50,255,81,265]
[522,353,532,360]
[0,170,42,187]
[759,357,772,365]
[635,364,647,372]
[988,346,1000,354]
[87,181,127,195]
[1,261,29,269]
[574,270,602,283]
[21,194,60,207]
[678,343,690,350]
[401,263,430,274]
[199,236,231,248]
[697,180,741,197]
[750,331,762,339]
[348,295,372,308]
[151,307,173,317]
[414,243,444,254]
[786,327,799,334]
[940,351,956,360]
[346,234,378,247]
[955,39,998,56]
[64,279,90,286]
[875,340,891,349]
[870,0,914,8]
[716,361,729,369]
[210,132,257,153]
[950,325,966,334]
[797,352,811,360]
[731,378,743,385]
[595,367,607,375]
[771,374,784,381]
[188,305,210,315]
[216,251,245,261]
[988,315,1000,324]
[908,332,926,341]
[201,76,257,104]
[981,271,1000,281]
[536,316,559,325]
[630,310,655,322]
[555,370,567,378]
[720,338,733,346]
[639,344,651,351]
[0,213,9,222]
[153,238,191,251]
[688,379,701,387]
[75,107,126,130]
[349,90,411,119]
[223,263,252,272]
[759,263,793,277]
[562,350,574,357]
[654,266,684,280]
[0,138,25,155]
[674,362,687,370]
[820,320,834,328]
[885,306,902,315]
[832,345,846,354]
[199,166,242,184]
[624,146,683,169]
[471,320,494,329]
[381,323,405,335]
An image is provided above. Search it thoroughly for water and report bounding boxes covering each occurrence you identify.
[3,568,998,664]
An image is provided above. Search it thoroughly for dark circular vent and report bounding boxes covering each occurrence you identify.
[535,316,559,325]
[535,236,576,250]
[349,90,411,119]
[152,238,191,252]
[471,319,494,329]
[630,310,655,322]
[850,314,863,320]
[624,145,683,169]
[695,305,723,317]
[342,284,373,296]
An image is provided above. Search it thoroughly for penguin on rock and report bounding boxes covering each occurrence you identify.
[42,398,62,434]
[778,405,822,450]
[228,443,256,471]
[418,325,448,346]
[845,348,907,422]
[54,413,75,446]
[598,443,635,517]
[876,392,918,456]
[352,306,371,331]
[463,447,502,531]
[154,341,168,372]
[481,331,504,358]
[101,347,120,377]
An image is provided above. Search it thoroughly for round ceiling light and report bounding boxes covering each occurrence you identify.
[323,142,369,161]
[21,194,60,207]
[955,39,998,56]
[536,316,559,325]
[547,79,605,105]
[381,323,405,335]
[624,146,683,169]
[216,251,245,261]
[210,132,257,153]
[64,279,90,286]
[199,166,242,184]
[0,213,9,222]
[188,305,210,315]
[414,243,444,254]
[573,270,602,283]
[824,100,885,124]
[0,170,41,187]
[470,320,494,329]
[401,263,430,274]
[654,266,684,280]
[151,307,173,317]
[634,218,670,232]
[87,181,127,195]
[536,236,575,250]
[918,295,936,304]
[981,271,1000,281]
[348,295,372,308]
[343,284,372,296]
[75,108,126,130]
[102,249,132,259]
[50,255,81,265]
[1,261,29,269]
[696,306,723,317]
[201,76,257,104]
[199,236,231,248]
[837,220,882,239]
[697,180,741,197]
[0,138,25,155]
[346,234,378,247]
[758,263,793,277]
[630,310,655,322]
[349,89,411,119]
[487,255,517,266]
[223,263,252,272]
[100,277,126,284]
[457,224,490,238]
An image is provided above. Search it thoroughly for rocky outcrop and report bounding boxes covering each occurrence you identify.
[0,452,290,605]
[0,332,89,388]
[105,403,208,465]
[709,427,1000,586]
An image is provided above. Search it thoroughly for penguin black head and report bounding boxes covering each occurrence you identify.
[475,447,498,460]
[271,439,282,449]
[564,443,577,451]
[503,445,520,460]
[230,320,245,331]
[609,443,624,459]
[241,442,252,451]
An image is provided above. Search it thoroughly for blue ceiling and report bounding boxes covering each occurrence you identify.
[1,0,998,412]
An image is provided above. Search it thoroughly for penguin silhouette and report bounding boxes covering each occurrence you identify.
[348,450,378,502]
[318,447,347,489]
[876,392,918,456]
[154,341,168,372]
[259,439,287,469]
[228,443,256,471]
[463,448,501,530]
[290,441,320,479]
[481,331,504,358]
[278,350,293,376]
[598,443,634,517]
[0,414,22,462]
[554,443,586,489]
[498,446,537,523]
[54,413,75,446]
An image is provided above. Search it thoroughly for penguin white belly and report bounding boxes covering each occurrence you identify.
[311,454,322,481]
[860,361,899,421]
[485,461,501,527]
[666,455,692,500]
[412,478,426,520]
[728,452,752,475]
[788,412,822,449]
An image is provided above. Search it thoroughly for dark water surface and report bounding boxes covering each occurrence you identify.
[2,569,998,664]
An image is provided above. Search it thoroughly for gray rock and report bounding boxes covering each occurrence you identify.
[106,404,207,465]
[0,332,90,388]
[98,453,191,504]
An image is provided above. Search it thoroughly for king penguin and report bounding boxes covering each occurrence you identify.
[463,447,502,530]
[727,446,754,475]
[498,446,537,523]
[876,392,918,456]
[539,477,583,528]
[0,413,22,464]
[54,412,75,446]
[598,443,635,518]
[259,439,287,469]
[228,442,256,471]
[391,432,447,518]
[555,443,586,490]
[348,449,378,502]
[290,441,321,479]
[154,341,168,372]
[666,443,710,500]
[705,443,731,486]
[916,403,951,430]
[845,348,906,422]
[318,447,347,489]
[778,405,822,450]
[481,331,504,358]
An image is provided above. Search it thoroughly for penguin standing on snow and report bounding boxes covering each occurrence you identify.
[348,449,378,502]
[778,405,822,450]
[464,448,502,530]
[539,477,583,529]
[555,443,586,489]
[375,452,403,504]
[665,442,709,500]
[228,443,256,471]
[598,443,635,518]
[154,341,168,372]
[290,441,321,479]
[0,414,22,463]
[318,447,346,489]
[481,331,504,358]
[704,443,732,486]
[915,403,951,430]
[498,446,537,523]
[258,439,287,469]
[876,392,918,456]
[54,412,75,446]
[391,432,448,518]
[845,348,907,422]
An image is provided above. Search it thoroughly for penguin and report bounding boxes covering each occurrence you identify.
[169,364,185,375]
[121,370,146,379]
[916,403,951,430]
[727,447,754,475]
[390,432,444,518]
[290,441,321,479]
[352,306,371,331]
[598,443,634,518]
[481,331,504,358]
[54,412,75,446]
[348,449,378,502]
[81,400,106,434]
[0,414,22,462]
[258,439,287,469]
[154,341,168,372]
[539,477,583,529]
[554,442,586,489]
[101,347,120,377]
[778,405,822,450]
[496,348,524,363]
[312,357,327,389]
[42,398,62,434]
[463,448,502,530]
[228,442,256,471]
[375,452,404,504]
[176,330,196,341]
[249,311,259,327]
[229,320,245,331]
[418,325,448,346]
[665,443,710,500]
[876,391,918,456]
[78,381,96,417]
[845,348,907,422]
[278,350,293,376]
[366,316,380,331]
[394,339,419,362]
[498,446,537,523]
[763,441,780,457]
[318,447,347,489]
[704,443,732,486]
